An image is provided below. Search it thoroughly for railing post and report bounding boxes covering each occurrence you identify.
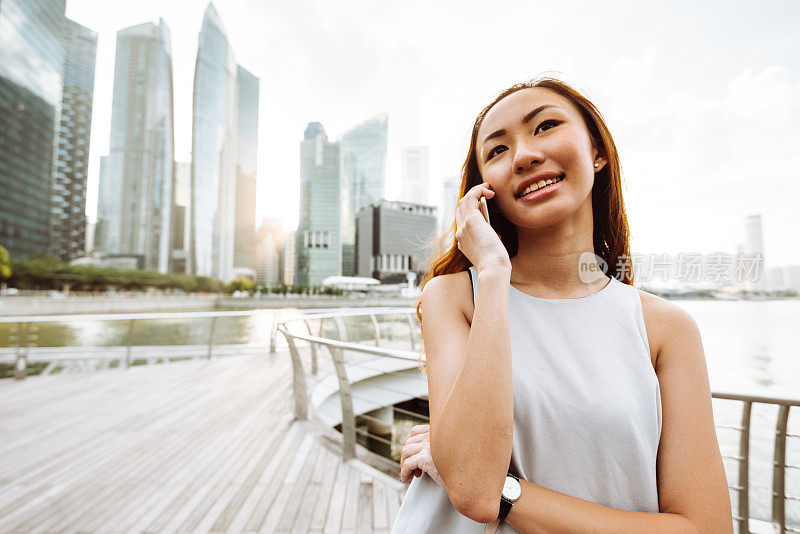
[406,313,417,351]
[207,316,218,359]
[772,404,789,533]
[304,320,318,375]
[14,322,28,380]
[124,319,136,368]
[738,401,751,533]
[330,346,356,461]
[281,329,309,421]
[333,316,348,342]
[269,310,281,353]
[370,314,380,347]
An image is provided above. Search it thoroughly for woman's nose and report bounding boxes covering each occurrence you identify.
[512,141,544,174]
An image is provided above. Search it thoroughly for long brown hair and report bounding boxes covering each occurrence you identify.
[415,76,633,373]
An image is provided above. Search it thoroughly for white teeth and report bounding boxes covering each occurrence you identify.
[519,176,563,197]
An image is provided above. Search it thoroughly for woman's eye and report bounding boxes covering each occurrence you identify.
[487,145,507,160]
[535,119,559,134]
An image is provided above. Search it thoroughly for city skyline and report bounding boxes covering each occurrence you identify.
[58,0,800,268]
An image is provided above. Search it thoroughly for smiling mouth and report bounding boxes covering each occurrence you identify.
[515,174,565,199]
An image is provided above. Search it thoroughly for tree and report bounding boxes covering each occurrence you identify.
[0,245,10,280]
[225,278,254,293]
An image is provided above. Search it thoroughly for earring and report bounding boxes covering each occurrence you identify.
[594,162,600,168]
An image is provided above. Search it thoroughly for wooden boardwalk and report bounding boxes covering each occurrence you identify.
[0,351,407,533]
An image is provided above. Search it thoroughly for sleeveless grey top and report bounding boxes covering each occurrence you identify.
[392,267,662,533]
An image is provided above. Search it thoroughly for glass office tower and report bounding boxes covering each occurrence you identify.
[0,0,66,259]
[95,19,175,272]
[233,65,260,279]
[191,2,238,281]
[295,123,341,287]
[338,114,388,276]
[400,146,430,206]
[50,19,97,263]
[170,161,191,273]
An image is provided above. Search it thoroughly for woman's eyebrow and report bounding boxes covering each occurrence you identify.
[481,104,558,146]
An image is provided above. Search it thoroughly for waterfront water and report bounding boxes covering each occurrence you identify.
[1,300,798,526]
[0,307,276,348]
[3,300,796,393]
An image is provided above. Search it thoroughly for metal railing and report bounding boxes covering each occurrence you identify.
[0,306,413,379]
[712,391,800,534]
[277,307,800,534]
[0,308,299,378]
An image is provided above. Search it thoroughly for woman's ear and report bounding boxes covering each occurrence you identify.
[592,149,608,173]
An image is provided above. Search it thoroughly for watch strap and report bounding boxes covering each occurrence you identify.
[497,471,520,522]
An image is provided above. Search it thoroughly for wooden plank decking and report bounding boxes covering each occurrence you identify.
[0,351,407,533]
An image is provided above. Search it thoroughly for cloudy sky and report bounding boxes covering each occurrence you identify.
[66,0,800,266]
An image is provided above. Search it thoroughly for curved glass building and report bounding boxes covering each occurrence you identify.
[190,3,238,280]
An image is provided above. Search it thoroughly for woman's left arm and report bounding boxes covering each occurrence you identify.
[505,302,733,533]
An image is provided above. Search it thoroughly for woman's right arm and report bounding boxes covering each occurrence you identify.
[423,183,514,524]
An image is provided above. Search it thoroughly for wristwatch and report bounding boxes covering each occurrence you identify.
[484,471,523,534]
[498,471,522,522]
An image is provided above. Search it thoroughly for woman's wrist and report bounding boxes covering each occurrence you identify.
[476,259,512,278]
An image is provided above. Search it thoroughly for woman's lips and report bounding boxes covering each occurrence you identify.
[517,179,563,202]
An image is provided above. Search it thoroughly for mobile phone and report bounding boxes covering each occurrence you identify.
[479,196,490,224]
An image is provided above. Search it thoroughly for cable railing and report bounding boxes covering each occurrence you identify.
[277,307,800,534]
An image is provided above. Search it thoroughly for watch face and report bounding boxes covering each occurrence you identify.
[502,476,522,501]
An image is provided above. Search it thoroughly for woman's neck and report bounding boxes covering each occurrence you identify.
[509,203,608,299]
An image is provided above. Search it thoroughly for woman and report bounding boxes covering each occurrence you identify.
[390,77,732,533]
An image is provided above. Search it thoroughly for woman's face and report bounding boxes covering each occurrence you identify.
[475,87,606,228]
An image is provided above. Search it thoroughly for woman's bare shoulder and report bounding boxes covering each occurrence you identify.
[421,270,475,325]
[636,288,693,369]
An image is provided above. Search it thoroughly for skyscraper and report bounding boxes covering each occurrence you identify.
[295,123,340,287]
[170,161,191,273]
[282,230,296,286]
[339,114,388,276]
[50,19,97,263]
[0,0,66,260]
[439,176,459,237]
[233,65,260,280]
[401,146,430,206]
[255,217,282,285]
[191,3,238,281]
[95,19,175,272]
[744,214,766,292]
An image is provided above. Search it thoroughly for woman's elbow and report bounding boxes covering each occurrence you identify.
[450,489,499,524]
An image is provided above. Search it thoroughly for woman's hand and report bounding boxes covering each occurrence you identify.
[399,424,444,487]
[455,183,511,274]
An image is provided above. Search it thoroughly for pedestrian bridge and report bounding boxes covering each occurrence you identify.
[0,307,797,533]
[0,351,407,533]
